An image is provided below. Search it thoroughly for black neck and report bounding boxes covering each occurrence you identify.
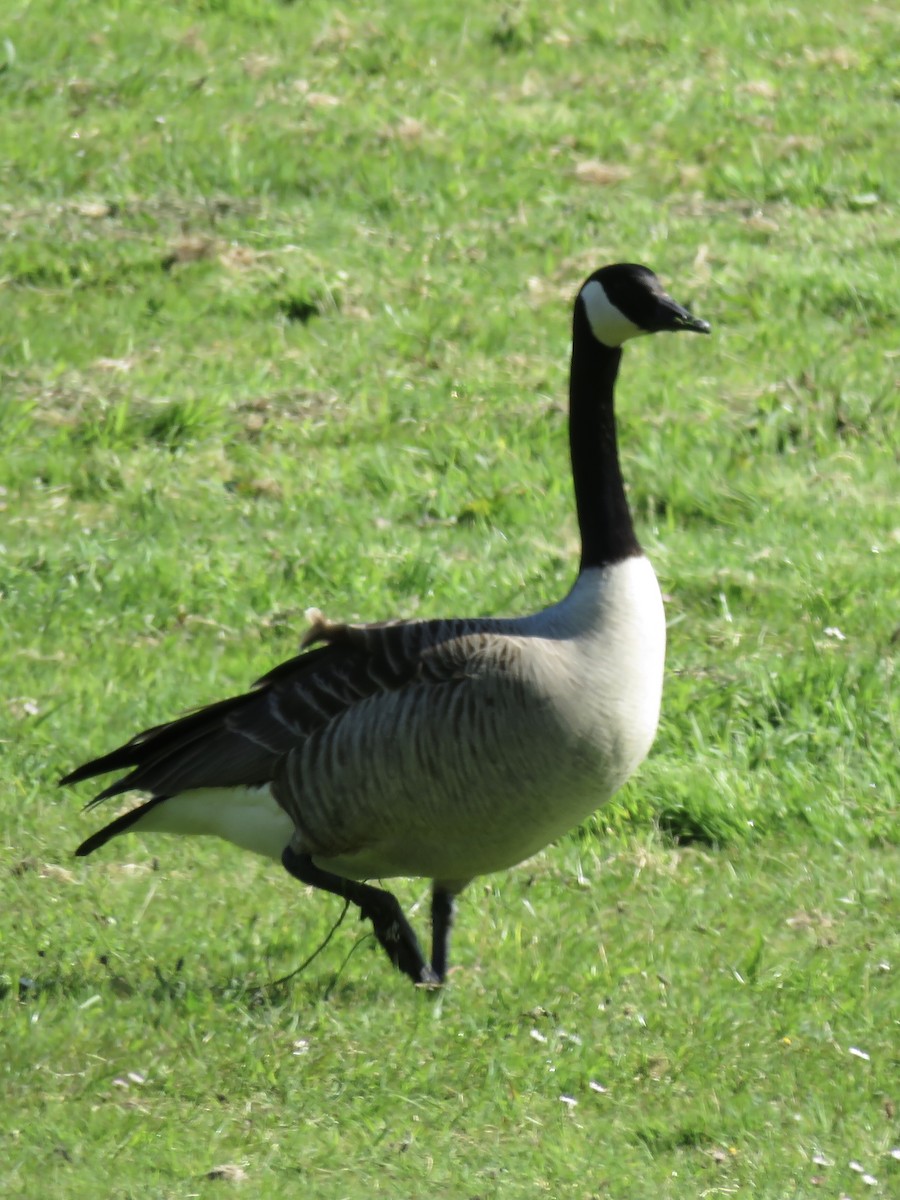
[569,303,641,570]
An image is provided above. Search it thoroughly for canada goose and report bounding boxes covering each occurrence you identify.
[61,263,709,986]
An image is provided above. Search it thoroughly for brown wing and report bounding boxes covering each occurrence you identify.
[60,611,498,807]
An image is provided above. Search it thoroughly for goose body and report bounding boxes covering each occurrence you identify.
[62,263,709,985]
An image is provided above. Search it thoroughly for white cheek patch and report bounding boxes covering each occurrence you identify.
[580,280,648,348]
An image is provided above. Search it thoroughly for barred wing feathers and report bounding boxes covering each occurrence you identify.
[60,609,509,811]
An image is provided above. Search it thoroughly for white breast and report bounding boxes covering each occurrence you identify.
[536,556,666,780]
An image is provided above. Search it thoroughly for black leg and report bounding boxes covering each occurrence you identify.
[430,887,456,983]
[282,847,438,985]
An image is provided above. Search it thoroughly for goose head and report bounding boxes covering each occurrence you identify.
[578,263,710,349]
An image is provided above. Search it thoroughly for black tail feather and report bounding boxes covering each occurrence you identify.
[75,795,169,856]
[58,691,256,793]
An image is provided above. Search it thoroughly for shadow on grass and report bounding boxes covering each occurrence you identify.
[4,931,408,1013]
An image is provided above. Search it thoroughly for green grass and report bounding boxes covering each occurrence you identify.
[1,0,898,1196]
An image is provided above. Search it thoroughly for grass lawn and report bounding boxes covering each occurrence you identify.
[1,1,897,1197]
